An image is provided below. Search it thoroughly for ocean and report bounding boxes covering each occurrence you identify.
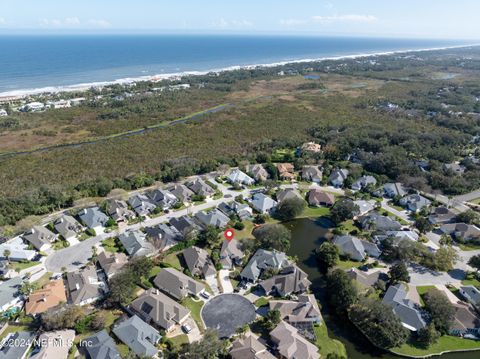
[0,35,469,96]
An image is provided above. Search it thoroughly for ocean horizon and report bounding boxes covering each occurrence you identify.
[0,34,471,96]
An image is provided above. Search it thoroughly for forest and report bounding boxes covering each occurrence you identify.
[2,46,480,228]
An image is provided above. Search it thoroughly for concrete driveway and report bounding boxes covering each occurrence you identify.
[408,263,464,286]
[218,269,233,293]
[205,274,220,295]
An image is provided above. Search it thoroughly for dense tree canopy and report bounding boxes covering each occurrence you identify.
[253,224,291,252]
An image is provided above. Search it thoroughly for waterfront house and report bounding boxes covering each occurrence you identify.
[307,189,335,207]
[251,193,278,214]
[276,188,303,203]
[270,321,320,359]
[241,249,290,283]
[260,265,311,297]
[333,235,381,261]
[230,333,276,359]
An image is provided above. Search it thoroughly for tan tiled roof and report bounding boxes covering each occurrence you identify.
[25,280,67,315]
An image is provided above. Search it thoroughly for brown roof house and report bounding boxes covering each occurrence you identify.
[269,294,322,327]
[97,251,128,279]
[153,267,205,300]
[25,280,67,315]
[270,320,320,359]
[66,266,107,306]
[183,246,216,279]
[230,333,276,359]
[450,301,480,337]
[276,163,295,181]
[130,288,190,332]
[260,265,311,297]
[246,164,270,183]
[307,189,335,207]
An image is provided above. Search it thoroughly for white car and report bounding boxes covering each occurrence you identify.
[182,324,192,334]
[200,291,210,299]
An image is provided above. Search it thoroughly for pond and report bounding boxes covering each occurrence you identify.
[283,217,476,359]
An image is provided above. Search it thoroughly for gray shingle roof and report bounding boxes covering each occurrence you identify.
[113,315,161,357]
[382,283,426,331]
[54,215,83,239]
[0,331,35,359]
[251,193,278,213]
[183,246,216,278]
[78,207,109,229]
[83,330,121,359]
[240,249,289,282]
[118,230,155,257]
[195,209,230,229]
[0,276,22,309]
[154,267,205,300]
[66,265,106,305]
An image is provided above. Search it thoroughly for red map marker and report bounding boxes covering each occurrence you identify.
[224,228,235,241]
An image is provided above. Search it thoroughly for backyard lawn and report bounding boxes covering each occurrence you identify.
[393,336,480,357]
[162,252,183,271]
[8,260,40,272]
[301,206,331,218]
[313,323,347,359]
[169,334,189,349]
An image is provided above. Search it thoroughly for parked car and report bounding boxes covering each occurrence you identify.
[182,324,193,334]
[200,291,210,299]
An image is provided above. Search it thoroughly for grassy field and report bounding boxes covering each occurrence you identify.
[300,206,331,218]
[254,297,269,307]
[461,273,480,288]
[169,334,189,349]
[392,336,480,357]
[313,323,348,358]
[162,252,183,271]
[8,260,39,272]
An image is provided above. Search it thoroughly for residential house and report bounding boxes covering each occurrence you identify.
[183,246,216,279]
[450,301,480,337]
[106,199,135,224]
[357,211,402,232]
[25,280,67,315]
[220,238,245,269]
[128,194,156,217]
[300,142,322,154]
[276,163,295,181]
[241,249,290,282]
[373,230,419,245]
[168,184,195,203]
[153,267,205,300]
[251,193,278,214]
[353,200,375,216]
[444,162,466,175]
[382,283,426,332]
[97,251,128,279]
[148,189,178,210]
[195,209,230,229]
[131,288,190,332]
[347,268,389,288]
[78,207,109,234]
[333,235,381,261]
[269,294,322,327]
[145,223,183,250]
[351,175,377,191]
[66,266,106,306]
[276,188,303,203]
[246,164,269,182]
[0,261,15,279]
[0,277,23,312]
[118,230,155,257]
[82,330,121,359]
[0,331,35,359]
[112,315,161,358]
[169,216,201,237]
[228,169,255,186]
[399,194,431,212]
[186,178,215,198]
[270,321,320,359]
[301,165,323,183]
[0,237,36,262]
[230,334,276,359]
[31,330,75,359]
[328,168,349,188]
[459,285,480,308]
[382,183,407,198]
[260,265,311,297]
[307,189,335,207]
[23,226,57,252]
[440,223,480,242]
[54,215,83,244]
[217,201,253,220]
[428,207,456,225]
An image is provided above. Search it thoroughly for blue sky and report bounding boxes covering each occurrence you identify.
[0,0,478,39]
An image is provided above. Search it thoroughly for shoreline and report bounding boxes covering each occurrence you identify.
[0,43,477,99]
